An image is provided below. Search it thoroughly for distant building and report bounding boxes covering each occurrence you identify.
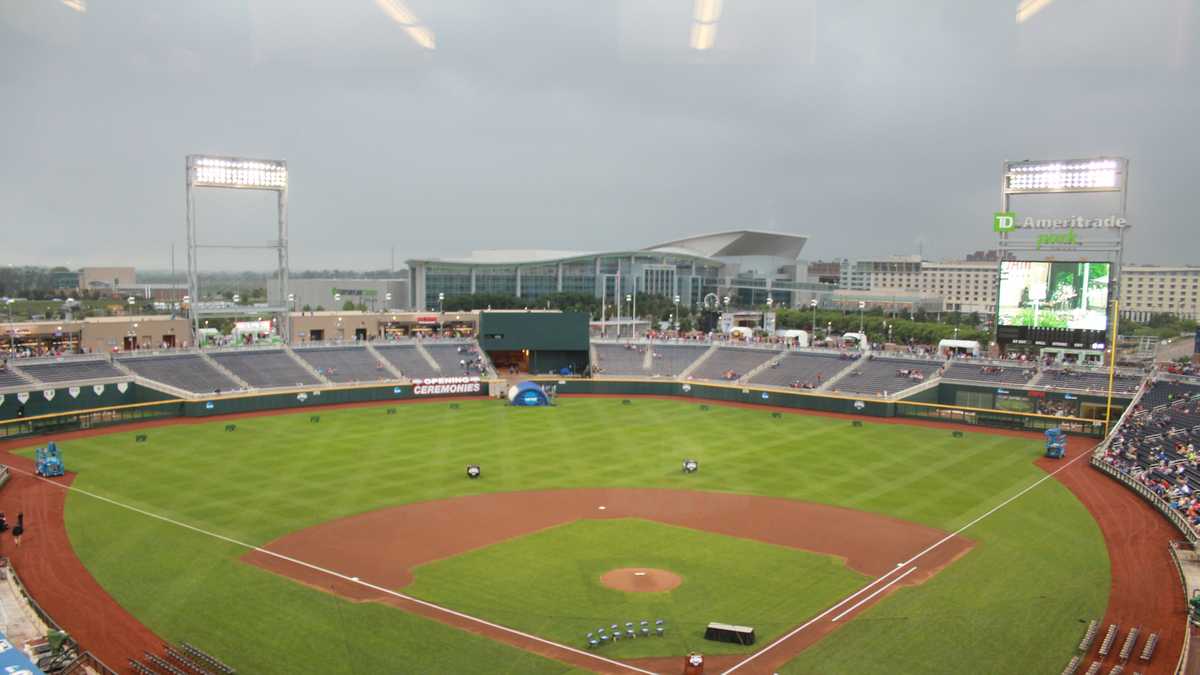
[407,230,825,311]
[49,268,80,289]
[838,256,923,292]
[915,261,998,314]
[1119,265,1200,322]
[964,250,1008,262]
[79,267,136,292]
[806,260,842,285]
[268,277,409,312]
[838,257,996,314]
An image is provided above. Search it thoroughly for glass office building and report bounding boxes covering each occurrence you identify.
[408,230,822,311]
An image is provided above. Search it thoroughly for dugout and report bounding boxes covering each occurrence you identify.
[478,311,589,375]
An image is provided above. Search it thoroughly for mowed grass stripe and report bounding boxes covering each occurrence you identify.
[15,397,1108,674]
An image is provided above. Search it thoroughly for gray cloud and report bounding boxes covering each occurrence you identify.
[1,0,1196,270]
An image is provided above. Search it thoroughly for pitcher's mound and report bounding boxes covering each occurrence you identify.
[600,568,682,593]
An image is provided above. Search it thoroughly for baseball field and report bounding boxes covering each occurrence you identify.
[15,396,1109,673]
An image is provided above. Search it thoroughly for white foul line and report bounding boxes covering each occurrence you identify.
[722,445,1094,674]
[6,465,659,675]
[830,566,917,622]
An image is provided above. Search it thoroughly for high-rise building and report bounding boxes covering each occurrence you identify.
[1118,266,1200,322]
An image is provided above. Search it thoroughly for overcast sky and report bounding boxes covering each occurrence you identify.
[1,0,1197,270]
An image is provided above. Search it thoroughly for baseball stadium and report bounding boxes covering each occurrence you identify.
[3,4,1199,672]
[2,179,1200,674]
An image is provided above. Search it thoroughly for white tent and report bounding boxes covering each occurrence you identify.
[937,339,982,356]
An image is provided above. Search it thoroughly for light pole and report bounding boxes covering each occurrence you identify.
[810,298,818,343]
[385,292,392,311]
[333,292,340,311]
[628,293,638,338]
[673,294,681,332]
[127,296,137,350]
[2,297,14,355]
[858,300,865,333]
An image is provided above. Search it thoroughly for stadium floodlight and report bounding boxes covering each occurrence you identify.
[189,156,287,191]
[682,459,699,473]
[1003,158,1126,195]
[466,464,481,479]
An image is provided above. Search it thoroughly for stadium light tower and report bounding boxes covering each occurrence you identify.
[999,157,1129,266]
[185,155,290,344]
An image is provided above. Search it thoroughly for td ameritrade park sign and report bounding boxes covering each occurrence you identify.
[993,212,1129,248]
[412,376,481,396]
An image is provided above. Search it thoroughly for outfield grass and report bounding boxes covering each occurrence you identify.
[405,518,867,658]
[25,397,1109,674]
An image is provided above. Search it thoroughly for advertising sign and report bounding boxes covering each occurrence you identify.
[412,376,481,396]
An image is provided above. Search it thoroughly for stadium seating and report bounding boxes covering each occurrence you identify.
[118,354,241,393]
[592,343,649,376]
[748,351,857,389]
[689,347,778,382]
[647,344,709,377]
[18,359,124,384]
[423,342,486,376]
[833,357,943,396]
[372,344,440,380]
[208,350,319,388]
[0,366,29,389]
[942,362,1036,385]
[1043,369,1142,394]
[293,346,393,383]
[1139,381,1200,410]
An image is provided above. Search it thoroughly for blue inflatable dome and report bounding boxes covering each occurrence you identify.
[507,381,550,407]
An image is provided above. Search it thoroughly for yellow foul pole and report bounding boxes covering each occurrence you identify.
[1104,299,1120,435]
